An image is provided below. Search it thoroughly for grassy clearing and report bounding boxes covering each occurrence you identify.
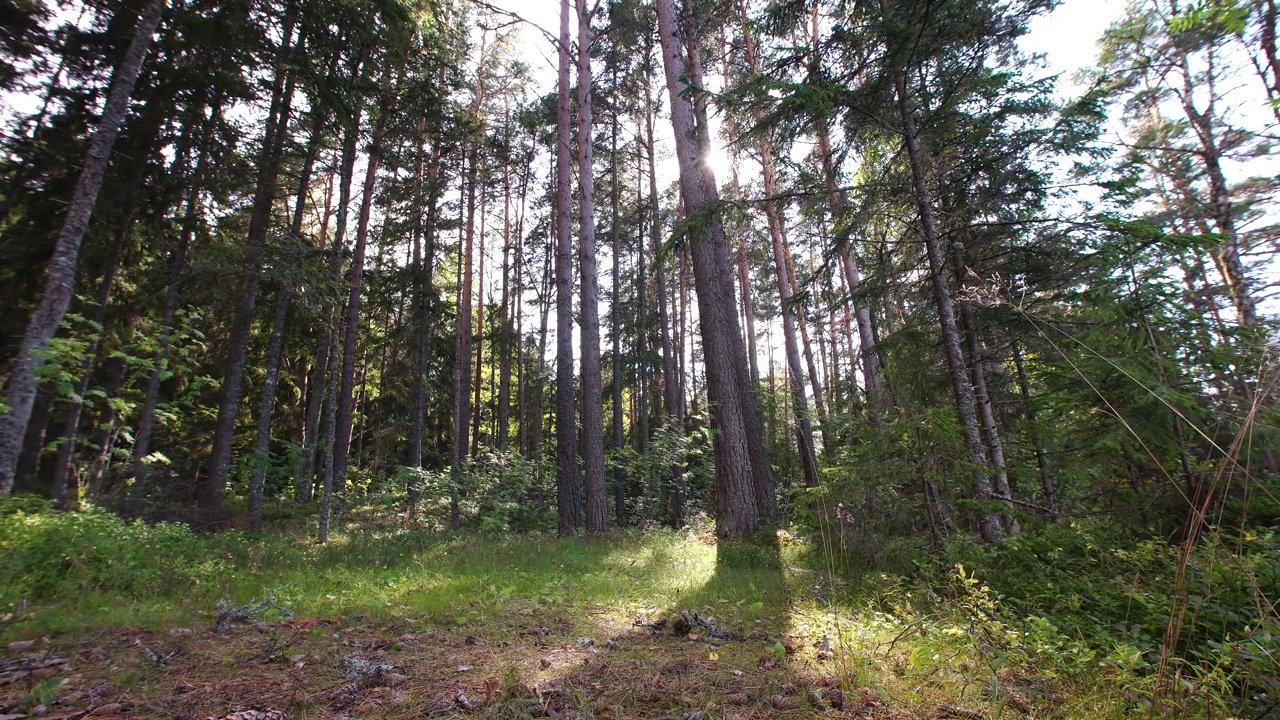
[0,501,1245,719]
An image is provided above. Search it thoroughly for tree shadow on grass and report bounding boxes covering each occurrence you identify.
[505,531,845,719]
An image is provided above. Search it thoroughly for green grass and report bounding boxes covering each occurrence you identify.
[0,500,794,635]
[0,498,1262,719]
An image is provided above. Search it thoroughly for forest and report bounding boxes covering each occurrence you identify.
[0,0,1278,717]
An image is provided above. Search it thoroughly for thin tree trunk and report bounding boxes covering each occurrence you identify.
[610,79,626,527]
[131,99,221,504]
[471,181,487,455]
[203,6,300,512]
[299,170,338,502]
[334,90,389,503]
[244,283,292,529]
[0,0,164,492]
[496,121,514,450]
[317,96,364,539]
[452,150,477,530]
[896,68,1003,542]
[1177,55,1257,326]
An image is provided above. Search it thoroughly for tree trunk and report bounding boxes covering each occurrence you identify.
[808,7,883,424]
[896,68,1003,542]
[611,80,627,528]
[131,97,221,503]
[203,5,299,513]
[577,0,608,534]
[333,92,389,502]
[951,240,1018,534]
[471,181,487,455]
[317,100,364,540]
[496,127,514,450]
[1177,56,1257,326]
[246,283,292,529]
[655,0,764,537]
[555,0,583,534]
[0,0,164,492]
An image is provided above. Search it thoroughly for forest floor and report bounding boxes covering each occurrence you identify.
[0,509,1128,720]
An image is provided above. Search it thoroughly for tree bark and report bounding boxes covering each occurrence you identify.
[577,0,608,533]
[896,68,1003,542]
[203,5,299,512]
[333,91,389,502]
[655,0,763,537]
[49,208,131,507]
[0,0,164,492]
[555,0,583,534]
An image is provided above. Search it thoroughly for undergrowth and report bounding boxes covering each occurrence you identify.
[2,495,1275,718]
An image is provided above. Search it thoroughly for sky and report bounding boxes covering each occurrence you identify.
[496,0,1127,88]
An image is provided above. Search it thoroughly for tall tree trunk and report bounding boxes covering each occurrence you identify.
[655,0,764,537]
[808,10,883,425]
[203,6,300,512]
[896,68,1003,542]
[334,91,389,503]
[952,240,1018,535]
[410,124,442,509]
[577,0,607,533]
[317,96,364,540]
[496,125,514,450]
[555,0,583,534]
[735,5,820,488]
[131,98,221,504]
[0,0,164,492]
[452,151,477,530]
[299,170,338,502]
[246,284,292,529]
[471,182,487,455]
[610,81,626,528]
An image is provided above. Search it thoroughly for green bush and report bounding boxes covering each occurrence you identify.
[0,501,220,603]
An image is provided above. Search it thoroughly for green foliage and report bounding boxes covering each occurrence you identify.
[910,522,1280,715]
[0,500,221,603]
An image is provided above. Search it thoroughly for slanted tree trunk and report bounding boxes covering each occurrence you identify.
[333,89,390,503]
[50,209,131,507]
[952,239,1018,535]
[203,6,300,513]
[1175,55,1257,326]
[0,0,164,492]
[736,0,819,488]
[807,11,883,425]
[896,68,1003,542]
[132,97,221,504]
